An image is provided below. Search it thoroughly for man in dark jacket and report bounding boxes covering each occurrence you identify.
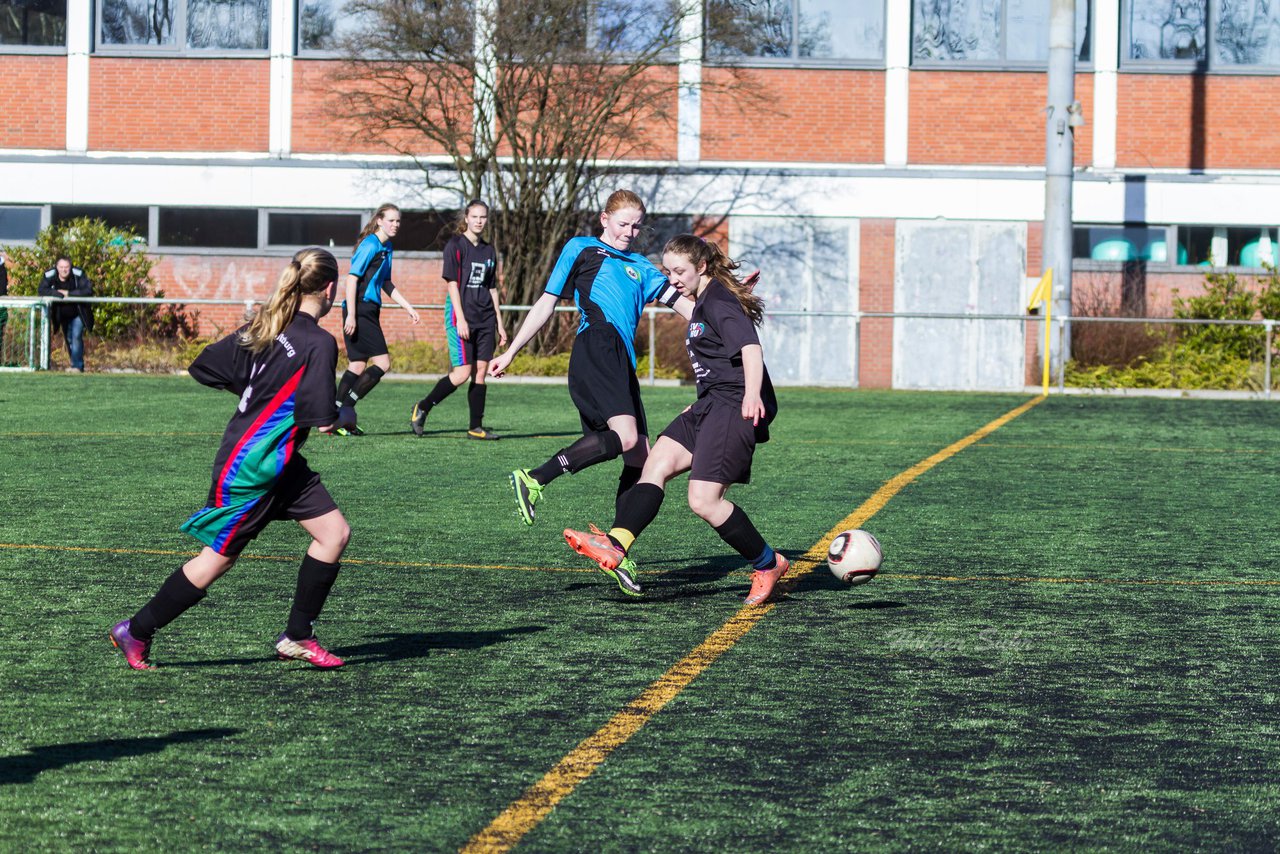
[0,251,8,365]
[38,256,94,372]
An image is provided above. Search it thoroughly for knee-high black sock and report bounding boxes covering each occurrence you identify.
[615,464,643,520]
[609,482,665,554]
[336,370,359,408]
[347,365,385,405]
[712,504,773,567]
[130,568,207,641]
[468,382,487,430]
[419,374,459,412]
[285,554,342,641]
[530,430,624,485]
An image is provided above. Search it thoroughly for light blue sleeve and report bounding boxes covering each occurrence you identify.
[543,238,587,298]
[350,235,377,277]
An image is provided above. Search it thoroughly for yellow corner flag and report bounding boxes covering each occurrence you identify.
[1029,269,1053,395]
[1027,268,1052,313]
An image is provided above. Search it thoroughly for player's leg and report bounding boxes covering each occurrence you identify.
[688,481,789,606]
[110,548,235,670]
[275,509,350,668]
[467,360,498,439]
[412,320,471,435]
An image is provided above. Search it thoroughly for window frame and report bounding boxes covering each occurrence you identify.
[265,208,365,249]
[94,0,270,57]
[0,0,68,53]
[909,0,1095,71]
[703,0,888,69]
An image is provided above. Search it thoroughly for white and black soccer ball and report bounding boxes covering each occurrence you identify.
[827,529,882,586]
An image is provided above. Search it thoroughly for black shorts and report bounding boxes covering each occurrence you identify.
[659,394,759,485]
[567,325,647,436]
[186,454,338,557]
[447,312,496,366]
[342,301,388,362]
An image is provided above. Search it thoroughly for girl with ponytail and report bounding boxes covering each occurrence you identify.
[564,234,789,604]
[111,247,354,671]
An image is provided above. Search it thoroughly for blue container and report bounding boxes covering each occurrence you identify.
[1091,238,1136,261]
[1145,240,1188,264]
[1238,240,1278,268]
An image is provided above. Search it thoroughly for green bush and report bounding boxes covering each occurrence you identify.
[3,217,194,341]
[1067,266,1280,390]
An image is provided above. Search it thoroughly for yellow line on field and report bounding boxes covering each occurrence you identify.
[460,395,1046,854]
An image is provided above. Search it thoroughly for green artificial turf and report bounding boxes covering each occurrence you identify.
[2,374,1278,850]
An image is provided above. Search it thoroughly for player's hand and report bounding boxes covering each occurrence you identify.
[457,318,470,340]
[743,270,761,292]
[344,315,356,335]
[742,395,764,426]
[407,307,421,325]
[489,352,510,378]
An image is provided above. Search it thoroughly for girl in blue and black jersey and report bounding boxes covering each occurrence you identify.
[489,189,695,533]
[110,248,354,670]
[334,203,421,434]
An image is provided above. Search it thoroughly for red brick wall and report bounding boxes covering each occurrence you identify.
[152,253,450,347]
[858,219,894,388]
[909,71,1094,166]
[0,56,66,149]
[1071,266,1267,317]
[1116,74,1280,170]
[89,58,269,151]
[701,68,884,163]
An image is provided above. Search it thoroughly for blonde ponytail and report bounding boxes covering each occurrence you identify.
[240,248,340,352]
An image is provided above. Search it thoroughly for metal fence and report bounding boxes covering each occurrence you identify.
[6,295,1280,397]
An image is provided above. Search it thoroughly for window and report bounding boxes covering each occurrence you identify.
[267,212,363,248]
[159,208,258,248]
[99,0,268,51]
[52,205,149,239]
[913,0,1092,64]
[0,0,66,47]
[1073,225,1169,262]
[396,210,457,253]
[1126,0,1204,61]
[1124,1,1280,68]
[1075,224,1280,268]
[1215,2,1280,65]
[0,207,41,241]
[707,0,885,63]
[590,0,679,56]
[1181,226,1280,267]
[297,0,372,53]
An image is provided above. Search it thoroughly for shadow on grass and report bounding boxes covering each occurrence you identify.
[339,625,547,664]
[0,728,240,785]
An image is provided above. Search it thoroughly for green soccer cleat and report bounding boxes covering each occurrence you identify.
[509,468,544,526]
[334,423,365,437]
[603,555,643,597]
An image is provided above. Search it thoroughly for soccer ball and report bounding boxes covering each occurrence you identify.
[827,529,882,586]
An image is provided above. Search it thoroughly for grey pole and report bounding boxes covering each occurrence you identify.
[1044,0,1079,375]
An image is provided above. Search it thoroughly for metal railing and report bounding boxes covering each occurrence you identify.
[9,295,1280,396]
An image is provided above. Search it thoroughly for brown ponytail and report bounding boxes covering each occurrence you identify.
[240,248,340,352]
[662,234,764,327]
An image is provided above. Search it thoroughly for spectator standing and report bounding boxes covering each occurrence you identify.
[38,256,94,372]
[0,250,8,364]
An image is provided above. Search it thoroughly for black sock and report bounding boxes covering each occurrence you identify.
[712,504,770,563]
[615,464,643,520]
[530,430,624,484]
[468,383,487,430]
[285,555,342,641]
[130,568,207,641]
[611,482,665,551]
[420,374,458,412]
[336,370,359,408]
[349,365,385,404]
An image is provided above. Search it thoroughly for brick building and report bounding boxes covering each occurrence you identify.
[2,1,1278,388]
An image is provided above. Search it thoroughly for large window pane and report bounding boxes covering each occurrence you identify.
[159,208,257,248]
[52,205,149,238]
[708,0,884,61]
[101,0,176,46]
[396,210,456,253]
[187,0,267,49]
[0,207,41,241]
[1127,0,1205,61]
[1214,3,1280,66]
[0,0,67,46]
[590,0,678,55]
[915,0,1091,63]
[268,212,363,248]
[799,0,883,60]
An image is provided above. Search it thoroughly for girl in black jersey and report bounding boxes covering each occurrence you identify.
[411,200,507,439]
[110,248,354,670]
[564,235,790,604]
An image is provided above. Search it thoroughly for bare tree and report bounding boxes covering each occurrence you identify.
[325,0,762,350]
